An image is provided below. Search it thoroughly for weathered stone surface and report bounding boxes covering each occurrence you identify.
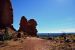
[18,16,28,33]
[18,16,38,36]
[8,26,16,35]
[28,19,37,36]
[0,0,13,28]
[0,0,16,37]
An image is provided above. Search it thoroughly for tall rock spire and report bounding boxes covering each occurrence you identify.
[0,0,13,28]
[18,16,28,32]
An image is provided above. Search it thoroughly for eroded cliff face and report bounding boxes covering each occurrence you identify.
[0,0,13,28]
[0,0,16,35]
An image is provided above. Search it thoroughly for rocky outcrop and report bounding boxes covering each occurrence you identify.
[28,19,37,36]
[0,0,38,37]
[0,0,16,37]
[18,16,37,36]
[18,16,28,35]
[0,0,13,28]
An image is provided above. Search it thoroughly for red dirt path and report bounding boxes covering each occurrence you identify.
[0,37,50,50]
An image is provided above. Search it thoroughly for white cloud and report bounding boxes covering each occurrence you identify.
[61,29,75,33]
[50,28,75,33]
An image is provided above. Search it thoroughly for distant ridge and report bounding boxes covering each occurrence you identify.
[37,33,75,38]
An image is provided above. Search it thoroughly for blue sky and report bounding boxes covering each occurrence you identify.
[11,0,75,33]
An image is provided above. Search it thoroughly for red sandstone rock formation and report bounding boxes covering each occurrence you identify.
[18,16,28,35]
[28,19,37,36]
[0,0,13,28]
[0,0,16,36]
[18,16,37,36]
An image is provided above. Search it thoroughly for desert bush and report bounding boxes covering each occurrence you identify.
[3,27,12,40]
[4,33,11,40]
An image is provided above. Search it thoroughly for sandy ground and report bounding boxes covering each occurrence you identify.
[0,37,50,50]
[0,37,75,50]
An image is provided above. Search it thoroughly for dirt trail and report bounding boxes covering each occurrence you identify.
[0,37,50,50]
